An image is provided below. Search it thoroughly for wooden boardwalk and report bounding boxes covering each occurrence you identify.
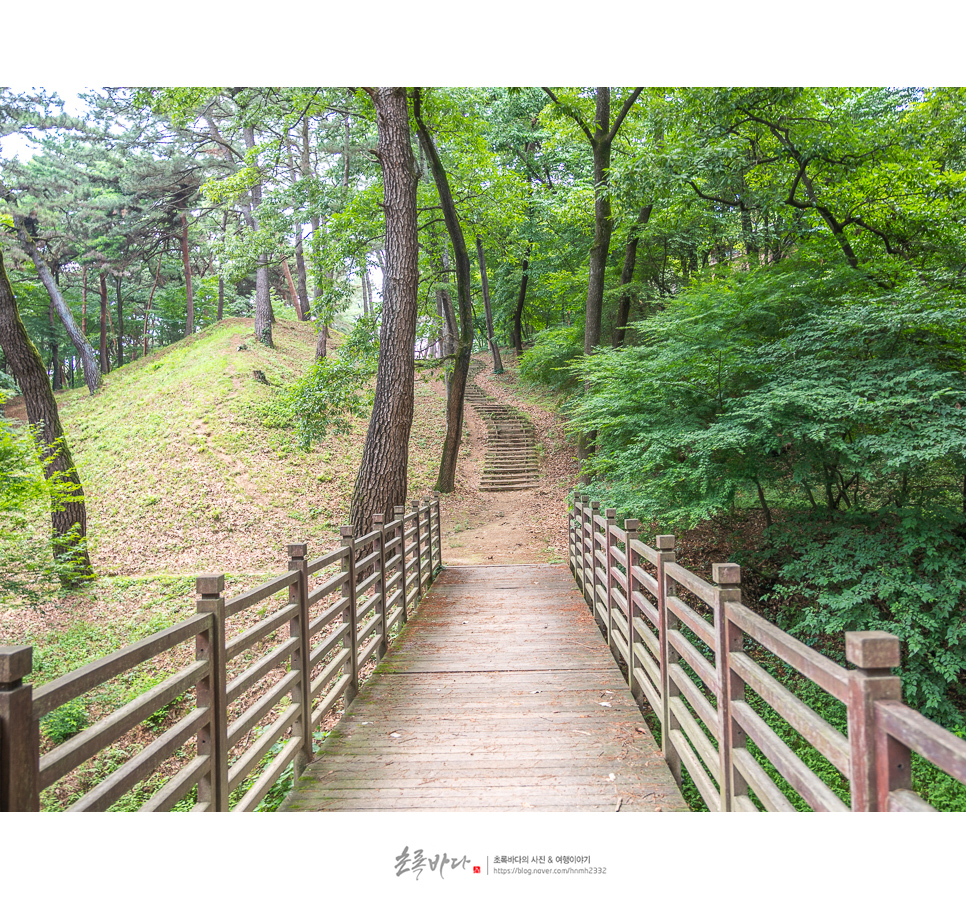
[281,564,687,812]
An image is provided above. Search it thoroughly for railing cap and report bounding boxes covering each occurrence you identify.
[373,513,385,525]
[196,574,225,597]
[287,543,308,559]
[656,534,675,550]
[846,631,901,670]
[340,525,355,539]
[712,563,741,585]
[605,508,616,519]
[624,518,640,531]
[0,645,32,684]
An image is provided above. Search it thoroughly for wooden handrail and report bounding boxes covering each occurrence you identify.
[0,498,443,812]
[567,495,966,813]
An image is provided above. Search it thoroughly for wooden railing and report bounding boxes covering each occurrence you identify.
[0,496,442,812]
[569,495,966,812]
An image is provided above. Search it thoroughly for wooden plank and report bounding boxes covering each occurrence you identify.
[228,703,300,793]
[669,728,719,811]
[875,700,966,785]
[39,660,208,790]
[69,708,208,812]
[307,572,349,608]
[731,651,850,775]
[668,663,719,739]
[234,736,303,813]
[283,564,687,813]
[631,565,659,599]
[664,562,714,607]
[309,596,349,637]
[306,546,348,577]
[227,636,299,706]
[227,670,300,749]
[731,748,796,812]
[139,755,209,813]
[628,538,659,566]
[32,614,210,720]
[224,570,298,618]
[225,603,298,663]
[667,595,716,651]
[887,789,936,812]
[668,629,719,696]
[632,590,659,628]
[726,602,850,702]
[732,700,848,812]
[309,624,351,669]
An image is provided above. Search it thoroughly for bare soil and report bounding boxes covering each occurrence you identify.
[433,352,578,566]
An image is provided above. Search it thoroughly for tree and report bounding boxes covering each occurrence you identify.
[349,88,420,532]
[413,88,476,494]
[0,250,92,584]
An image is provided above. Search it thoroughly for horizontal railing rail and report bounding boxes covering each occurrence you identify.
[568,494,966,812]
[0,495,443,812]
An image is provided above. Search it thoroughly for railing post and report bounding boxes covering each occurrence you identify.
[604,508,618,660]
[580,495,592,603]
[288,543,314,779]
[195,574,228,812]
[431,491,442,578]
[421,497,432,589]
[0,646,39,811]
[341,527,360,704]
[655,535,681,784]
[846,631,902,812]
[569,497,578,578]
[394,505,408,624]
[589,501,601,624]
[372,515,389,658]
[411,500,423,603]
[712,563,742,812]
[624,519,640,703]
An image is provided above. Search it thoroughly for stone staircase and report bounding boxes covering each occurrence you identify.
[465,366,540,492]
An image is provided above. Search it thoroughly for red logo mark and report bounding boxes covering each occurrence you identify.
[473,866,481,874]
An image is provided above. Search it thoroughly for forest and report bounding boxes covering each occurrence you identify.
[1,85,965,764]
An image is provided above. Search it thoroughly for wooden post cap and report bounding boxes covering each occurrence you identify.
[287,543,308,559]
[340,525,355,539]
[605,508,616,519]
[393,505,405,515]
[624,519,640,531]
[373,514,384,525]
[590,501,601,510]
[656,535,675,550]
[411,501,420,509]
[846,631,901,670]
[0,646,32,684]
[712,563,741,585]
[196,574,225,597]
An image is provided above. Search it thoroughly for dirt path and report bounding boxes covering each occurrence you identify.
[435,354,578,566]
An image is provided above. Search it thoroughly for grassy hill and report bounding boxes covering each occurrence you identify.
[0,317,448,741]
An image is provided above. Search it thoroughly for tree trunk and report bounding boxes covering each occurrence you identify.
[244,125,273,347]
[217,276,224,322]
[584,90,613,356]
[282,257,303,319]
[81,265,87,336]
[512,243,531,355]
[613,204,652,347]
[293,232,311,321]
[13,219,100,394]
[413,89,475,494]
[476,235,503,374]
[0,252,93,583]
[181,211,194,337]
[99,272,109,373]
[115,275,124,367]
[350,87,420,533]
[144,256,162,356]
